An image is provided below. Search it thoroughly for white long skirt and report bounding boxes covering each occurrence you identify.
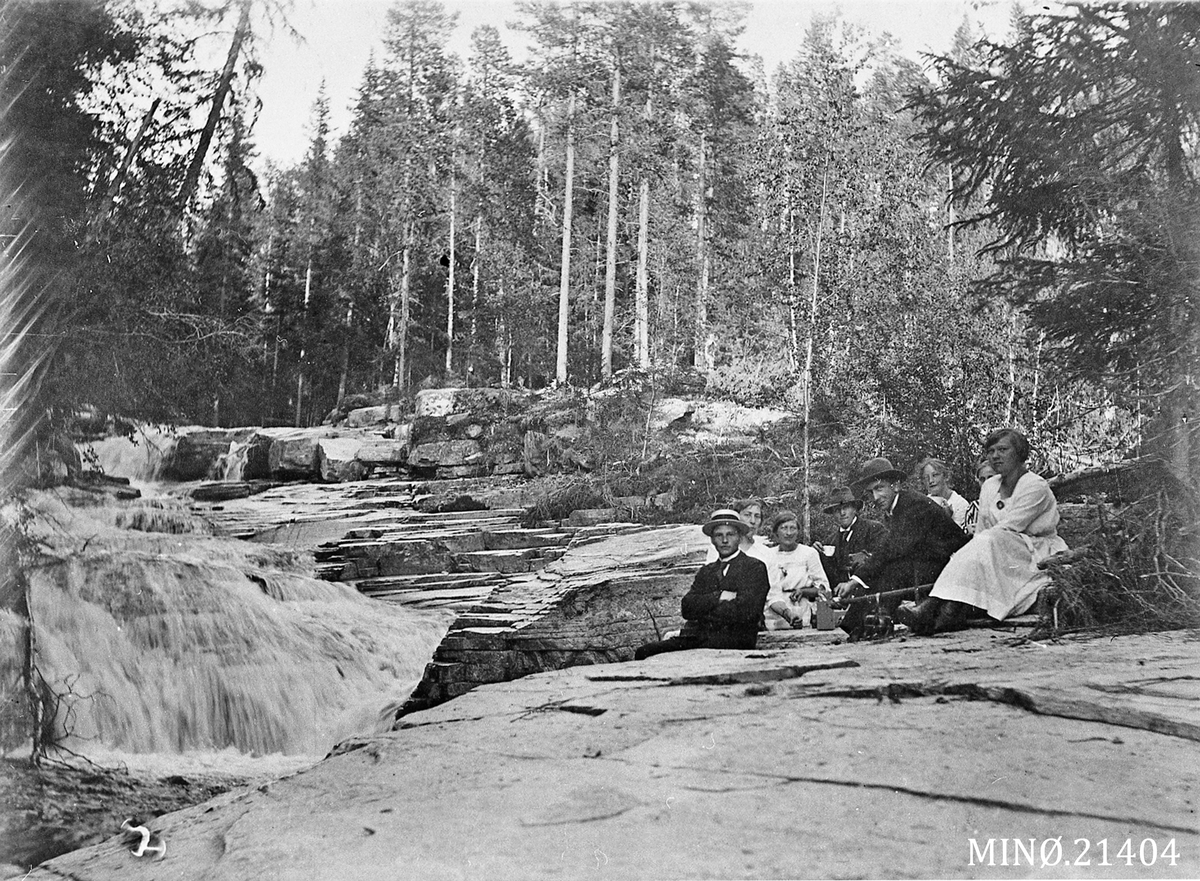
[931,529,1067,620]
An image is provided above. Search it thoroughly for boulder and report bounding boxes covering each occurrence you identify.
[690,400,792,432]
[317,438,366,483]
[436,464,490,479]
[344,405,402,428]
[415,389,458,418]
[415,387,528,418]
[162,429,252,481]
[647,398,695,431]
[408,440,483,470]
[267,432,321,479]
[567,508,622,526]
[191,482,252,502]
[356,440,409,465]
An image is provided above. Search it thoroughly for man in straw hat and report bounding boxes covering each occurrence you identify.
[833,457,969,639]
[634,509,771,660]
[814,486,887,588]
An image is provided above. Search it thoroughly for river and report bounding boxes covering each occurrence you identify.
[11,431,457,774]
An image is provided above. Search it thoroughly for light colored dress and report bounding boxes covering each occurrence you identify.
[931,472,1068,619]
[761,544,829,629]
[929,490,970,531]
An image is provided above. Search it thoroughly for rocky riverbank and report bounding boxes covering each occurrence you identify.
[0,757,250,876]
[16,626,1200,880]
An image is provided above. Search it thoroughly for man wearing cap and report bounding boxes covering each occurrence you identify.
[833,457,970,638]
[814,486,887,588]
[634,509,771,660]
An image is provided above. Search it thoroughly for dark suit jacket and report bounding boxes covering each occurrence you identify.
[820,516,887,586]
[855,488,970,592]
[679,552,770,645]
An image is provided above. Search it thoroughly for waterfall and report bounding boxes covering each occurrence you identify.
[79,425,178,485]
[16,492,453,759]
[217,437,252,481]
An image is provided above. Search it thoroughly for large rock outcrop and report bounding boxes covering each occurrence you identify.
[23,629,1200,880]
[397,524,709,716]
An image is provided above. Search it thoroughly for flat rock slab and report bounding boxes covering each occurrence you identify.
[26,629,1200,880]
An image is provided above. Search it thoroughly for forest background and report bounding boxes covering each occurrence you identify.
[1,0,1197,501]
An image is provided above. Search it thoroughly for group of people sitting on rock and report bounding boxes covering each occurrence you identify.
[634,428,1068,659]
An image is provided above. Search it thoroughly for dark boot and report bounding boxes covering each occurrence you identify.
[933,600,972,633]
[897,597,941,636]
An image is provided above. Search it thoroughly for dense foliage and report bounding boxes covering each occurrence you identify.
[4,0,1195,491]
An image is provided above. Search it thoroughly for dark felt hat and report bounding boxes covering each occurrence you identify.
[822,486,864,514]
[852,457,908,489]
[701,508,753,536]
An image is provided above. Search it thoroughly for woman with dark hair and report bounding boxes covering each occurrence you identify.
[761,509,829,629]
[906,428,1068,633]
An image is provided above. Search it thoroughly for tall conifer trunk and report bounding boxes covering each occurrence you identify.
[635,175,650,368]
[556,91,576,385]
[801,168,828,539]
[601,64,620,380]
[693,132,709,370]
[445,167,456,374]
[179,0,251,206]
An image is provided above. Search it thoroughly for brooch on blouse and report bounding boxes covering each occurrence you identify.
[996,500,1005,509]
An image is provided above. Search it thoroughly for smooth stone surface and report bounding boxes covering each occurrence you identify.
[25,629,1200,881]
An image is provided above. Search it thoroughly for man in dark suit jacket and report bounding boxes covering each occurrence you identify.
[816,486,888,587]
[635,509,771,660]
[834,458,969,638]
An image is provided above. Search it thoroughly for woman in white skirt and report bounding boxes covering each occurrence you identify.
[904,428,1067,634]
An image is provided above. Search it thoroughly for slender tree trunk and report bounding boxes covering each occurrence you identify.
[946,164,955,262]
[470,214,482,384]
[497,280,511,388]
[445,170,457,374]
[90,98,159,238]
[295,258,313,427]
[535,95,549,222]
[1005,308,1018,424]
[337,181,364,406]
[396,224,413,390]
[556,91,576,386]
[801,167,829,540]
[337,300,354,404]
[787,205,799,369]
[693,132,709,370]
[601,64,620,380]
[635,176,650,368]
[179,0,251,206]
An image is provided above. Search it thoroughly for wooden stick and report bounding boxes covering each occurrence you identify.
[834,583,934,608]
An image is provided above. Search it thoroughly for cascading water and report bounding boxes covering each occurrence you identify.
[79,425,178,486]
[217,437,252,481]
[11,490,454,763]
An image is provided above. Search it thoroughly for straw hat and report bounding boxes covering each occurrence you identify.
[701,508,753,536]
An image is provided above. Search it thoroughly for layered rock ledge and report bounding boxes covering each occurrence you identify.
[21,627,1200,880]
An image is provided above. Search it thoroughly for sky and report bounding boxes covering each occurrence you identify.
[249,0,1019,170]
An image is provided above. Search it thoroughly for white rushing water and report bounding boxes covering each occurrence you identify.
[11,490,454,764]
[79,425,179,485]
